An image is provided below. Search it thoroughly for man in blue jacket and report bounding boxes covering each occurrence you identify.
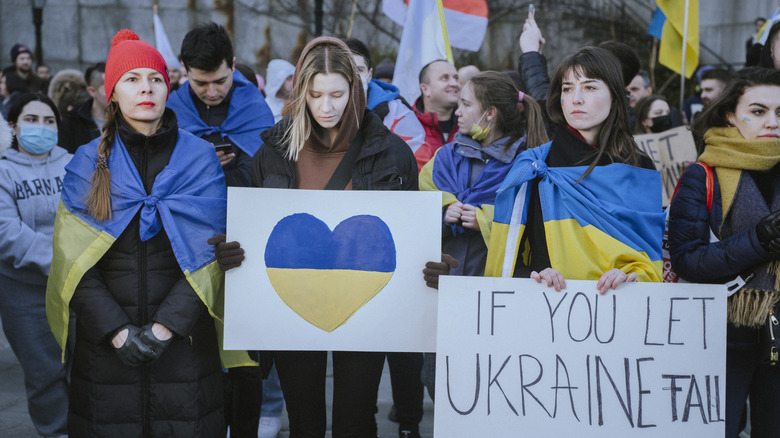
[167,22,273,188]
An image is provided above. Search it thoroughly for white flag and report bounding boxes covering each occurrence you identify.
[153,11,181,70]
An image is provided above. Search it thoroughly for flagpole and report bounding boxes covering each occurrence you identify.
[680,0,689,110]
[434,0,455,63]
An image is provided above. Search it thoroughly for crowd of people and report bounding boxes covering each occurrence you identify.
[0,10,778,438]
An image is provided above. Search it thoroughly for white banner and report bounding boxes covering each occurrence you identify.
[224,188,442,352]
[435,276,727,437]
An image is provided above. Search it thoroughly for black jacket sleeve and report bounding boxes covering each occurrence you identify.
[224,147,253,187]
[668,164,770,283]
[70,266,131,344]
[152,276,207,337]
[518,51,550,103]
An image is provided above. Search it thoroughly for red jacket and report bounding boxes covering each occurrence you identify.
[413,97,459,171]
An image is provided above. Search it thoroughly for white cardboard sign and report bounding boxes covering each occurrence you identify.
[224,187,441,352]
[634,126,699,206]
[435,276,727,437]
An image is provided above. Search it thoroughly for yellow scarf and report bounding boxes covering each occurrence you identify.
[698,127,780,223]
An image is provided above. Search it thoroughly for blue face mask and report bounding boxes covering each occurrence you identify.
[17,124,57,155]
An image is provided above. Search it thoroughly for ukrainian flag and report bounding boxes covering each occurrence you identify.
[45,130,252,367]
[484,143,665,282]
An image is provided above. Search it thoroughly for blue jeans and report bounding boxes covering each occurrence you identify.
[0,273,69,437]
[261,364,284,417]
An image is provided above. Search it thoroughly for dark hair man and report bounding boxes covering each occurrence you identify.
[700,68,732,106]
[2,44,45,93]
[167,22,274,188]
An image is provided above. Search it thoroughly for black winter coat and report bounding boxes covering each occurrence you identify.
[255,110,418,191]
[68,110,224,438]
[59,98,101,154]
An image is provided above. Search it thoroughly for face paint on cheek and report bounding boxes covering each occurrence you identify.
[743,117,751,124]
[561,99,564,106]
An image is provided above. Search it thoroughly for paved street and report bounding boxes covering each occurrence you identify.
[0,318,434,438]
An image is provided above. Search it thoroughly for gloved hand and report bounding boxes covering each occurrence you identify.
[422,254,459,289]
[113,325,157,367]
[207,234,245,271]
[756,210,780,254]
[139,323,174,359]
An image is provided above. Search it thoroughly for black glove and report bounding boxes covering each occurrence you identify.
[756,210,780,253]
[207,234,245,271]
[139,323,174,359]
[422,254,459,289]
[113,325,157,367]
[765,238,780,259]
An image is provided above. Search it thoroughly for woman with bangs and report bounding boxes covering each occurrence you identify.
[472,46,664,293]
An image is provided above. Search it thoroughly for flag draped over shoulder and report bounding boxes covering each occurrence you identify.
[484,143,665,282]
[656,0,699,78]
[153,9,182,70]
[167,70,274,157]
[386,0,488,103]
[45,130,251,367]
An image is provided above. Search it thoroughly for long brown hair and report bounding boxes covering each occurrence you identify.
[547,46,643,180]
[468,71,549,148]
[283,39,361,161]
[84,101,120,221]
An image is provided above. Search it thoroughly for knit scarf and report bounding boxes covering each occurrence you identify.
[699,126,780,327]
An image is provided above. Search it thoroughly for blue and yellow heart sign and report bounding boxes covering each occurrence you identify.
[264,213,396,332]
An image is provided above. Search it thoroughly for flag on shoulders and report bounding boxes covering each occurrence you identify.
[655,0,699,78]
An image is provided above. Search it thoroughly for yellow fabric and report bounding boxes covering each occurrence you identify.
[657,0,699,78]
[475,204,493,247]
[544,219,662,282]
[46,202,253,368]
[266,268,393,332]
[485,221,525,277]
[699,127,780,222]
[46,202,116,362]
[185,262,253,368]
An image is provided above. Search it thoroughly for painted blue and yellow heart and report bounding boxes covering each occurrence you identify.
[265,213,396,332]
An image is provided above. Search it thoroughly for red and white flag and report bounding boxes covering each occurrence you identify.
[385,0,488,103]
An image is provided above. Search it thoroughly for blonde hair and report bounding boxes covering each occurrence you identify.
[283,42,358,161]
[85,101,120,221]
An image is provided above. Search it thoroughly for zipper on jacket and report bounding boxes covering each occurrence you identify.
[139,135,150,437]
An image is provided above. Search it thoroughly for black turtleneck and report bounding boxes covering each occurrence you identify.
[513,126,655,277]
[116,108,178,195]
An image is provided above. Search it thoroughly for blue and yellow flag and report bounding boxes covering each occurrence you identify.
[419,136,523,246]
[484,143,665,282]
[656,0,699,78]
[45,130,252,367]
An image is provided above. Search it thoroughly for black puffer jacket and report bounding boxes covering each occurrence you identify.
[68,110,224,438]
[255,110,418,191]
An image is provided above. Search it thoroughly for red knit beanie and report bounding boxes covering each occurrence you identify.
[104,29,170,103]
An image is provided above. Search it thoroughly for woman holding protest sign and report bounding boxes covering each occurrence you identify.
[477,46,664,292]
[426,47,663,291]
[45,29,243,436]
[668,67,780,438]
[209,37,418,437]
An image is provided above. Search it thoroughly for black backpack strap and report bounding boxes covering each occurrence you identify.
[324,131,363,190]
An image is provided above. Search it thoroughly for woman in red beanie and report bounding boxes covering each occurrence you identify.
[46,29,237,437]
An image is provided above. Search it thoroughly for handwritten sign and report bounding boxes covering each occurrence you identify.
[223,188,441,352]
[435,277,726,437]
[634,126,698,206]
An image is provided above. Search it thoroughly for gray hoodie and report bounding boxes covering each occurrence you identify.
[0,145,71,285]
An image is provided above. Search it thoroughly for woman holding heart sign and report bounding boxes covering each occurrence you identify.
[210,37,417,438]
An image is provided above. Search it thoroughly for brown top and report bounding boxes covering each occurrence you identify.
[291,36,366,190]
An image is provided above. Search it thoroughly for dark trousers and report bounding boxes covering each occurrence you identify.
[224,366,263,438]
[274,350,384,438]
[725,324,780,438]
[387,352,424,431]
